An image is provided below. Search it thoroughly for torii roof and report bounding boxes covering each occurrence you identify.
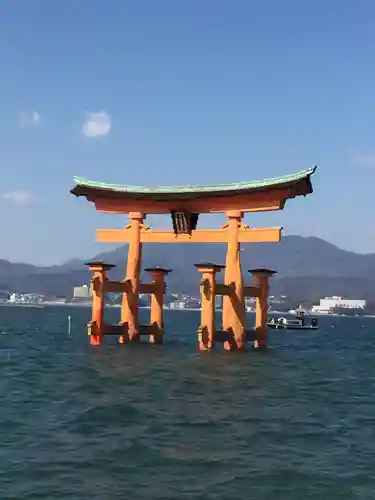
[71,166,317,202]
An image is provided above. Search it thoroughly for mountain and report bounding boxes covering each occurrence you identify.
[1,236,375,302]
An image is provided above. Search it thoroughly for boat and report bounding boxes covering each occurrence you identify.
[288,304,309,315]
[268,310,318,330]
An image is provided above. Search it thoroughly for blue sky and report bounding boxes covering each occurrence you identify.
[1,0,375,265]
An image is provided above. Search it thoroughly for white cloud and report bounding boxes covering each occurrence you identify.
[19,110,41,128]
[350,152,375,167]
[81,111,111,138]
[2,190,34,206]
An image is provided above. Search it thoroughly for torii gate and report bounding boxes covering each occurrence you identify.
[70,166,316,351]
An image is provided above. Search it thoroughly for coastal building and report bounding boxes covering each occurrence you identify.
[43,297,67,305]
[319,296,366,310]
[73,285,92,300]
[215,295,223,309]
[245,296,256,312]
[169,301,186,309]
[8,292,44,305]
[310,304,334,314]
[311,296,367,314]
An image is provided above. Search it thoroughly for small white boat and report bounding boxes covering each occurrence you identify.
[268,311,318,330]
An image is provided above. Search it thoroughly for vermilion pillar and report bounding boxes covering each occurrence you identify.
[195,263,225,351]
[121,212,144,341]
[249,268,276,348]
[222,211,245,350]
[145,267,172,344]
[85,261,116,345]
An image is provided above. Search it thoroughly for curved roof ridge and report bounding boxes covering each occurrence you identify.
[73,166,317,195]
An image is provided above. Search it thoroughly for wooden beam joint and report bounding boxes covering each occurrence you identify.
[244,285,260,297]
[139,283,157,294]
[105,279,131,294]
[216,283,235,296]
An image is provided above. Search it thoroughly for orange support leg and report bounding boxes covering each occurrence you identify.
[195,263,225,351]
[145,267,172,344]
[85,261,116,345]
[249,268,276,348]
[222,211,245,350]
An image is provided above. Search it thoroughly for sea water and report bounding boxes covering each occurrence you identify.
[1,307,374,499]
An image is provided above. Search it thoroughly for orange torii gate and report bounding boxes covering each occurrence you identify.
[70,166,316,351]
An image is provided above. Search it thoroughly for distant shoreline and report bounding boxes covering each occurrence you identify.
[1,301,375,318]
[0,302,202,311]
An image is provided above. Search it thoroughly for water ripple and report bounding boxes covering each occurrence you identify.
[1,307,375,499]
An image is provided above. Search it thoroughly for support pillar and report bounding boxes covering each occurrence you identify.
[249,268,276,348]
[121,212,144,341]
[222,211,245,350]
[85,261,116,345]
[195,263,225,351]
[145,267,172,344]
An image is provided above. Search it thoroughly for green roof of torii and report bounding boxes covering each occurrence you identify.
[71,166,317,200]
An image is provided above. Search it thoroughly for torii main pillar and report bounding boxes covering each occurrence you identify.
[222,211,245,350]
[121,212,144,341]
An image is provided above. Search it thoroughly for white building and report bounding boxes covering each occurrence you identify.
[73,285,92,300]
[318,296,366,310]
[244,296,256,312]
[311,304,334,314]
[9,293,19,303]
[169,301,186,309]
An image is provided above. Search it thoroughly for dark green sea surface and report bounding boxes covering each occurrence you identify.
[1,307,374,499]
